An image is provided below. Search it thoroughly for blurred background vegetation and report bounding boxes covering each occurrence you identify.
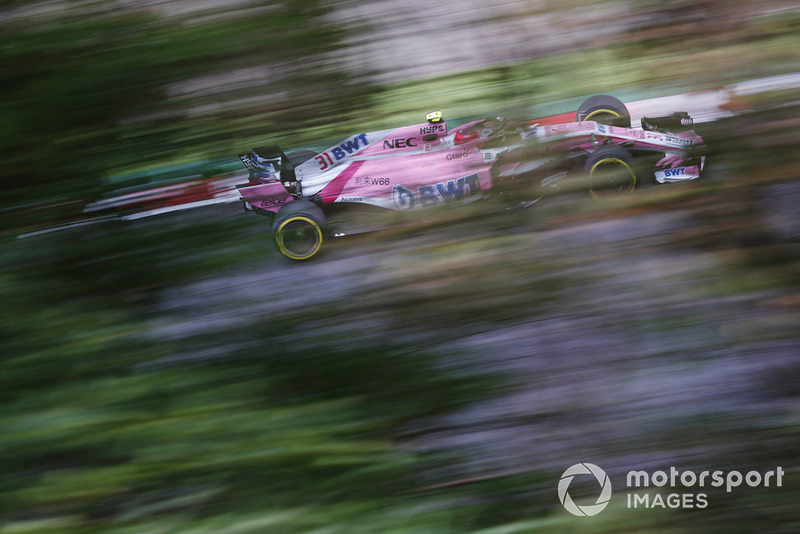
[1,0,799,532]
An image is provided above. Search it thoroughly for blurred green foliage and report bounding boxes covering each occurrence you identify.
[0,212,505,533]
[0,0,374,208]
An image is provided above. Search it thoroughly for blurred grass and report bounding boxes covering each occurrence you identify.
[0,219,505,532]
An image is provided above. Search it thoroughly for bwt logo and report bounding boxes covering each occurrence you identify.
[558,463,612,517]
[664,167,686,177]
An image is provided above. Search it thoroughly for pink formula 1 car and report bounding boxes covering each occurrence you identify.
[237,95,706,261]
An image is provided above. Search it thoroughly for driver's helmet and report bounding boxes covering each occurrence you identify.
[426,110,444,124]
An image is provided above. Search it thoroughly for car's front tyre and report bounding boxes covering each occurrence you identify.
[584,145,637,198]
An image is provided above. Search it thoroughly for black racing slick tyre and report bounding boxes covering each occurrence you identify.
[272,200,326,261]
[576,95,631,127]
[584,145,637,198]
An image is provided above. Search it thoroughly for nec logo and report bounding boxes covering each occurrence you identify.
[664,168,686,177]
[383,137,419,149]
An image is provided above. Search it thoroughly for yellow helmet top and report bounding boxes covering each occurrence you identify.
[426,110,443,124]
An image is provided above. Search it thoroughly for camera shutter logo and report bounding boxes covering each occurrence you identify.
[558,463,612,516]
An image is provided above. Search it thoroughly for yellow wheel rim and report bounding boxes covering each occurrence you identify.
[588,157,637,199]
[584,108,621,122]
[275,216,323,260]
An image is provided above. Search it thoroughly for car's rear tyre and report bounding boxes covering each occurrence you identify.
[576,95,631,127]
[584,145,637,198]
[272,200,326,261]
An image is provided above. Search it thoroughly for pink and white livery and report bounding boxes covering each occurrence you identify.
[237,95,706,261]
